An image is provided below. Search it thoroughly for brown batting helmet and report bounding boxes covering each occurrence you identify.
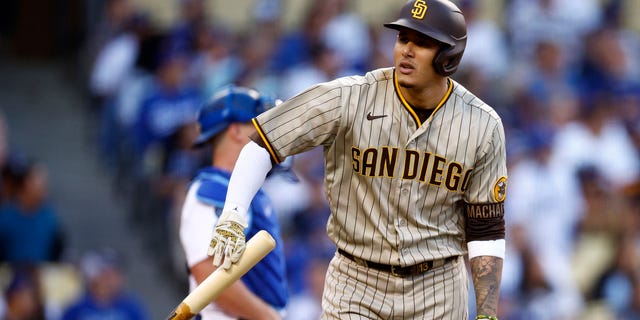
[384,0,467,76]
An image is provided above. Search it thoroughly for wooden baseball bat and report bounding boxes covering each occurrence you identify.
[165,230,276,320]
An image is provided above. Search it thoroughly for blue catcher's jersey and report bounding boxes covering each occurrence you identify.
[193,167,288,309]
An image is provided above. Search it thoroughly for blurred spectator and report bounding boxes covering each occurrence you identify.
[94,14,155,171]
[126,43,202,273]
[82,0,136,81]
[452,65,508,124]
[569,166,632,312]
[283,256,328,320]
[618,92,640,154]
[131,46,201,161]
[457,0,510,80]
[196,27,242,99]
[252,0,282,30]
[320,0,371,73]
[506,0,602,63]
[163,122,205,195]
[234,30,281,95]
[575,166,631,237]
[163,121,207,276]
[602,0,640,85]
[0,112,8,168]
[279,42,342,99]
[578,27,640,98]
[270,0,337,74]
[168,0,208,57]
[89,13,149,108]
[262,149,320,225]
[187,23,235,89]
[620,278,640,320]
[501,243,555,319]
[101,31,165,193]
[1,266,46,320]
[516,39,581,128]
[551,93,640,190]
[0,157,65,263]
[271,148,333,296]
[61,249,149,320]
[0,112,11,204]
[589,234,640,318]
[505,126,585,319]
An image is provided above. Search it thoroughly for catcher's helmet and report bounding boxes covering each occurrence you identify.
[192,85,277,148]
[384,0,467,76]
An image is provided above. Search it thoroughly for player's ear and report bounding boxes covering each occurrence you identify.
[228,123,251,143]
[227,123,241,142]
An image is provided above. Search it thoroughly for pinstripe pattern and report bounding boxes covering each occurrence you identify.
[253,67,506,317]
[321,253,468,319]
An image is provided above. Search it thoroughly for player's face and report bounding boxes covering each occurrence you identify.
[393,28,440,89]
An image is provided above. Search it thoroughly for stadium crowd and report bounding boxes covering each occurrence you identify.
[1,0,640,319]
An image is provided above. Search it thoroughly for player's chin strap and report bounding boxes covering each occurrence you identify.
[475,315,498,320]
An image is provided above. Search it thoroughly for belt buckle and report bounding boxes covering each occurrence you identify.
[390,265,402,277]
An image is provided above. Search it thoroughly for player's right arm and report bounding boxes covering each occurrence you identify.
[208,140,274,269]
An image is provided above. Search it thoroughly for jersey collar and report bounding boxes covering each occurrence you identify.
[393,72,453,127]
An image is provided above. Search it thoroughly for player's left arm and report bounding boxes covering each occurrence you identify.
[465,120,507,319]
[469,246,503,318]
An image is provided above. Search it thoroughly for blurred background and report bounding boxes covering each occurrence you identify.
[0,0,639,319]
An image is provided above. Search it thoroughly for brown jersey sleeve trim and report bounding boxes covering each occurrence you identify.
[465,202,506,242]
[251,118,281,165]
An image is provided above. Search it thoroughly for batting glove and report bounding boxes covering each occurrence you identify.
[208,207,248,270]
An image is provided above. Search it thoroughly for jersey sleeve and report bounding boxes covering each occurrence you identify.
[252,81,345,163]
[464,119,508,242]
[179,181,220,267]
[465,119,508,204]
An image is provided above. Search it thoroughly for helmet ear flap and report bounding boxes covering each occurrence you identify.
[433,44,464,76]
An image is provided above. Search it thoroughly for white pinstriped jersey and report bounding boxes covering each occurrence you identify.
[253,67,507,266]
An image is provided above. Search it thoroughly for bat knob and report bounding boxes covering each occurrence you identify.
[165,303,196,320]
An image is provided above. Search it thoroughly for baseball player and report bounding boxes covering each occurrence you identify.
[179,86,288,319]
[209,1,506,319]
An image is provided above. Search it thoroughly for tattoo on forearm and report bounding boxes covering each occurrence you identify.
[470,256,503,316]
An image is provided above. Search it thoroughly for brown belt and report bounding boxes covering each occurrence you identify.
[338,249,457,278]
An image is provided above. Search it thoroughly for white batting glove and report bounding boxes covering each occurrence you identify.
[208,207,248,270]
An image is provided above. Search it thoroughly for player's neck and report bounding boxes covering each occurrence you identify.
[212,141,242,172]
[401,77,449,110]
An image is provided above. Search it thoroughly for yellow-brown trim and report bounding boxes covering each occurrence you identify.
[431,78,453,121]
[393,72,453,126]
[251,118,281,164]
[394,73,422,126]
